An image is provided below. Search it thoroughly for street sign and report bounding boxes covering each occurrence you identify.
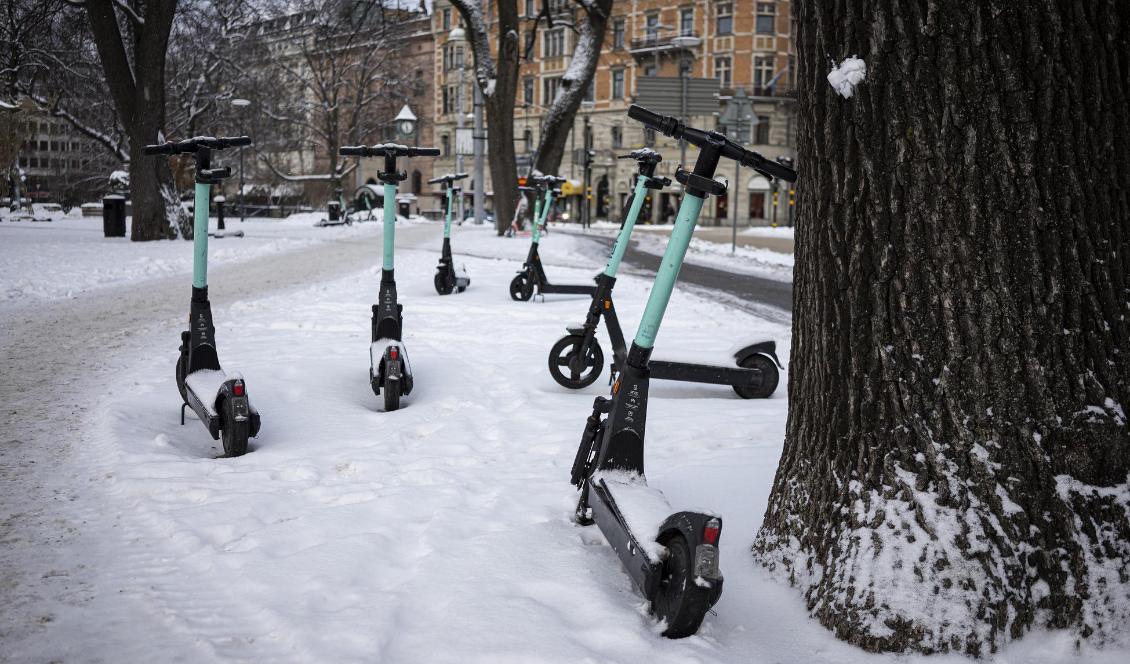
[455,128,474,155]
[635,77,721,116]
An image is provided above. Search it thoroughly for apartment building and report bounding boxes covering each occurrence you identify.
[431,0,797,226]
[247,7,436,211]
[6,100,120,207]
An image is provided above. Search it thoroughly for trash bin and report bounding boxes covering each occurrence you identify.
[102,195,126,237]
[398,201,411,218]
[327,200,341,221]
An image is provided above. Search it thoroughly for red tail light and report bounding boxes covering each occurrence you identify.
[232,381,245,397]
[703,518,721,546]
[389,347,399,360]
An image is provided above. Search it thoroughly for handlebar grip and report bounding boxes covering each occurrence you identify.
[224,136,252,148]
[200,167,232,179]
[412,147,441,157]
[427,176,444,184]
[340,146,367,156]
[143,143,173,155]
[627,105,680,137]
[454,172,469,179]
[747,154,798,183]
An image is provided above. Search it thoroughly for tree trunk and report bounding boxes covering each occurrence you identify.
[85,0,183,240]
[753,1,1130,657]
[532,0,612,176]
[451,0,520,236]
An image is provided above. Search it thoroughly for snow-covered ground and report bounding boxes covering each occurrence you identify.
[2,216,1125,663]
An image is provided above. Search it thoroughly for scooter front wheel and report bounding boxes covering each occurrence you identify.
[548,334,604,389]
[653,532,713,638]
[383,376,401,412]
[733,353,780,399]
[435,271,454,295]
[509,274,533,301]
[220,398,249,457]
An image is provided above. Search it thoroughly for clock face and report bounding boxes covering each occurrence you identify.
[398,120,414,136]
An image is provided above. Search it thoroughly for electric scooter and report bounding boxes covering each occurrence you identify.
[314,187,353,227]
[570,105,798,637]
[145,136,263,457]
[509,174,597,301]
[428,172,471,295]
[548,148,783,398]
[340,142,440,411]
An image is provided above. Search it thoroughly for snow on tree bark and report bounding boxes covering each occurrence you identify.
[531,0,611,177]
[753,1,1130,656]
[450,0,520,235]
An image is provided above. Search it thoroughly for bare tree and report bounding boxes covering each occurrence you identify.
[527,0,611,176]
[254,0,414,202]
[449,0,520,235]
[754,0,1130,656]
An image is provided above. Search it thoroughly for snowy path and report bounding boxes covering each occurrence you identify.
[2,222,1121,663]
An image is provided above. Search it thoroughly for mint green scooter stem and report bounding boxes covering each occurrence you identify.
[193,182,211,288]
[633,192,704,349]
[531,194,543,244]
[383,182,396,270]
[603,177,649,278]
[444,187,454,239]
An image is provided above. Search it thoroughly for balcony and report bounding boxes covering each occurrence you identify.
[628,31,701,59]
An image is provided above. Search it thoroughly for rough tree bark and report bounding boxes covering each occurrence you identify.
[450,0,520,235]
[84,0,184,240]
[530,0,612,176]
[753,0,1130,656]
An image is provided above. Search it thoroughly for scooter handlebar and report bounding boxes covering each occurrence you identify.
[144,136,251,156]
[627,105,798,183]
[427,172,471,184]
[341,143,440,158]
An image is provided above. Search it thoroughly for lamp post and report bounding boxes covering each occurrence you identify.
[670,35,702,169]
[449,25,467,223]
[231,98,251,222]
[719,89,753,252]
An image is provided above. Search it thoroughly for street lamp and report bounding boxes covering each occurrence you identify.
[719,89,753,252]
[670,35,702,170]
[449,25,468,223]
[231,98,251,222]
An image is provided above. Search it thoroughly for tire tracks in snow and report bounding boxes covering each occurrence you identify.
[0,225,434,661]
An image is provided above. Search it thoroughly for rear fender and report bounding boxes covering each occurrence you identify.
[733,340,783,369]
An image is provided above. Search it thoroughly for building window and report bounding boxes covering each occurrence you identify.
[644,127,656,147]
[543,76,561,104]
[754,55,775,94]
[643,64,656,77]
[611,125,623,149]
[612,19,625,49]
[716,3,733,35]
[523,77,535,106]
[544,28,566,57]
[680,8,694,36]
[611,69,624,99]
[525,0,535,16]
[645,12,660,42]
[714,57,731,88]
[523,128,533,153]
[441,134,450,156]
[584,78,595,103]
[755,116,771,144]
[756,2,776,35]
[442,86,451,114]
[442,8,450,31]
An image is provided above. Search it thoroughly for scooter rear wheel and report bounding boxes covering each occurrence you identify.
[220,398,249,457]
[733,354,780,399]
[653,532,713,638]
[509,274,533,301]
[435,271,454,295]
[548,334,604,389]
